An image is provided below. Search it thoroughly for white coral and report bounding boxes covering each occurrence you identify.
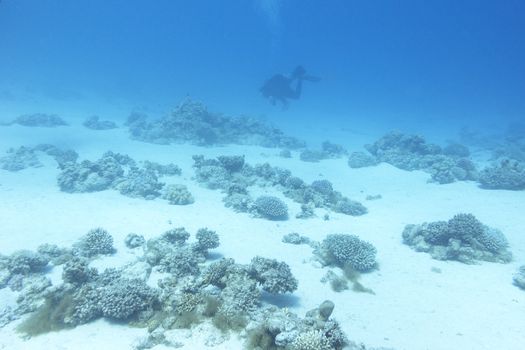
[291,329,332,350]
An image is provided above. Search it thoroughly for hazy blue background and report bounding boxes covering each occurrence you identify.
[1,0,524,139]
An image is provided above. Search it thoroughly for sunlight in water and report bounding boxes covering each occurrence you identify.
[254,0,282,32]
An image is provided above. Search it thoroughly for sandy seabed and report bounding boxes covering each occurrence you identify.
[0,116,524,350]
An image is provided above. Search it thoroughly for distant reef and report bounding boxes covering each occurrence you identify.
[0,144,78,172]
[478,158,525,190]
[361,131,478,184]
[351,130,525,191]
[82,115,118,130]
[0,113,68,127]
[299,141,348,162]
[125,99,305,149]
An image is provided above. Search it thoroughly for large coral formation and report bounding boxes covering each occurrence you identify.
[82,115,118,130]
[161,184,195,205]
[478,158,525,190]
[363,131,478,184]
[74,228,116,258]
[0,146,42,171]
[6,250,50,276]
[248,256,298,294]
[117,168,164,199]
[317,234,378,272]
[245,301,347,350]
[57,151,185,200]
[347,151,379,169]
[402,213,512,263]
[57,151,132,192]
[4,113,68,127]
[0,224,356,349]
[124,233,146,249]
[126,99,305,148]
[299,141,348,163]
[0,144,77,172]
[192,154,367,218]
[253,195,289,220]
[194,228,220,253]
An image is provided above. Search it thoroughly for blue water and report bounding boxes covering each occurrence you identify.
[1,0,524,139]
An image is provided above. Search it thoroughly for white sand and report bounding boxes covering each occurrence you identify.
[1,115,524,350]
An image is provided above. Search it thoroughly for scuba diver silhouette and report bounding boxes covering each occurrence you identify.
[260,66,320,109]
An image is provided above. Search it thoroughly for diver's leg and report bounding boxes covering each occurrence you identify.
[279,97,289,110]
[289,79,303,100]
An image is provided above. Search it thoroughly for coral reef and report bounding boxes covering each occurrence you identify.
[252,195,289,220]
[291,329,332,350]
[17,266,158,334]
[36,243,71,265]
[57,151,132,192]
[245,301,347,350]
[57,151,183,200]
[161,184,194,205]
[117,168,164,199]
[35,144,79,165]
[1,226,356,350]
[248,256,298,294]
[402,213,512,263]
[82,115,118,130]
[6,250,50,275]
[142,161,182,177]
[126,99,305,148]
[296,203,316,219]
[347,151,379,168]
[282,232,311,245]
[62,257,98,285]
[194,228,220,253]
[299,141,347,163]
[300,149,325,162]
[443,142,470,158]
[321,141,348,158]
[217,155,245,173]
[161,227,190,245]
[5,113,67,127]
[513,266,525,290]
[74,228,116,258]
[0,146,42,171]
[98,278,158,320]
[0,249,57,327]
[125,233,146,249]
[333,198,368,216]
[0,144,78,172]
[192,154,367,218]
[365,131,478,184]
[316,234,378,272]
[478,159,525,190]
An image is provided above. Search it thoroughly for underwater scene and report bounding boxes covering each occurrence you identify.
[1,1,524,349]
